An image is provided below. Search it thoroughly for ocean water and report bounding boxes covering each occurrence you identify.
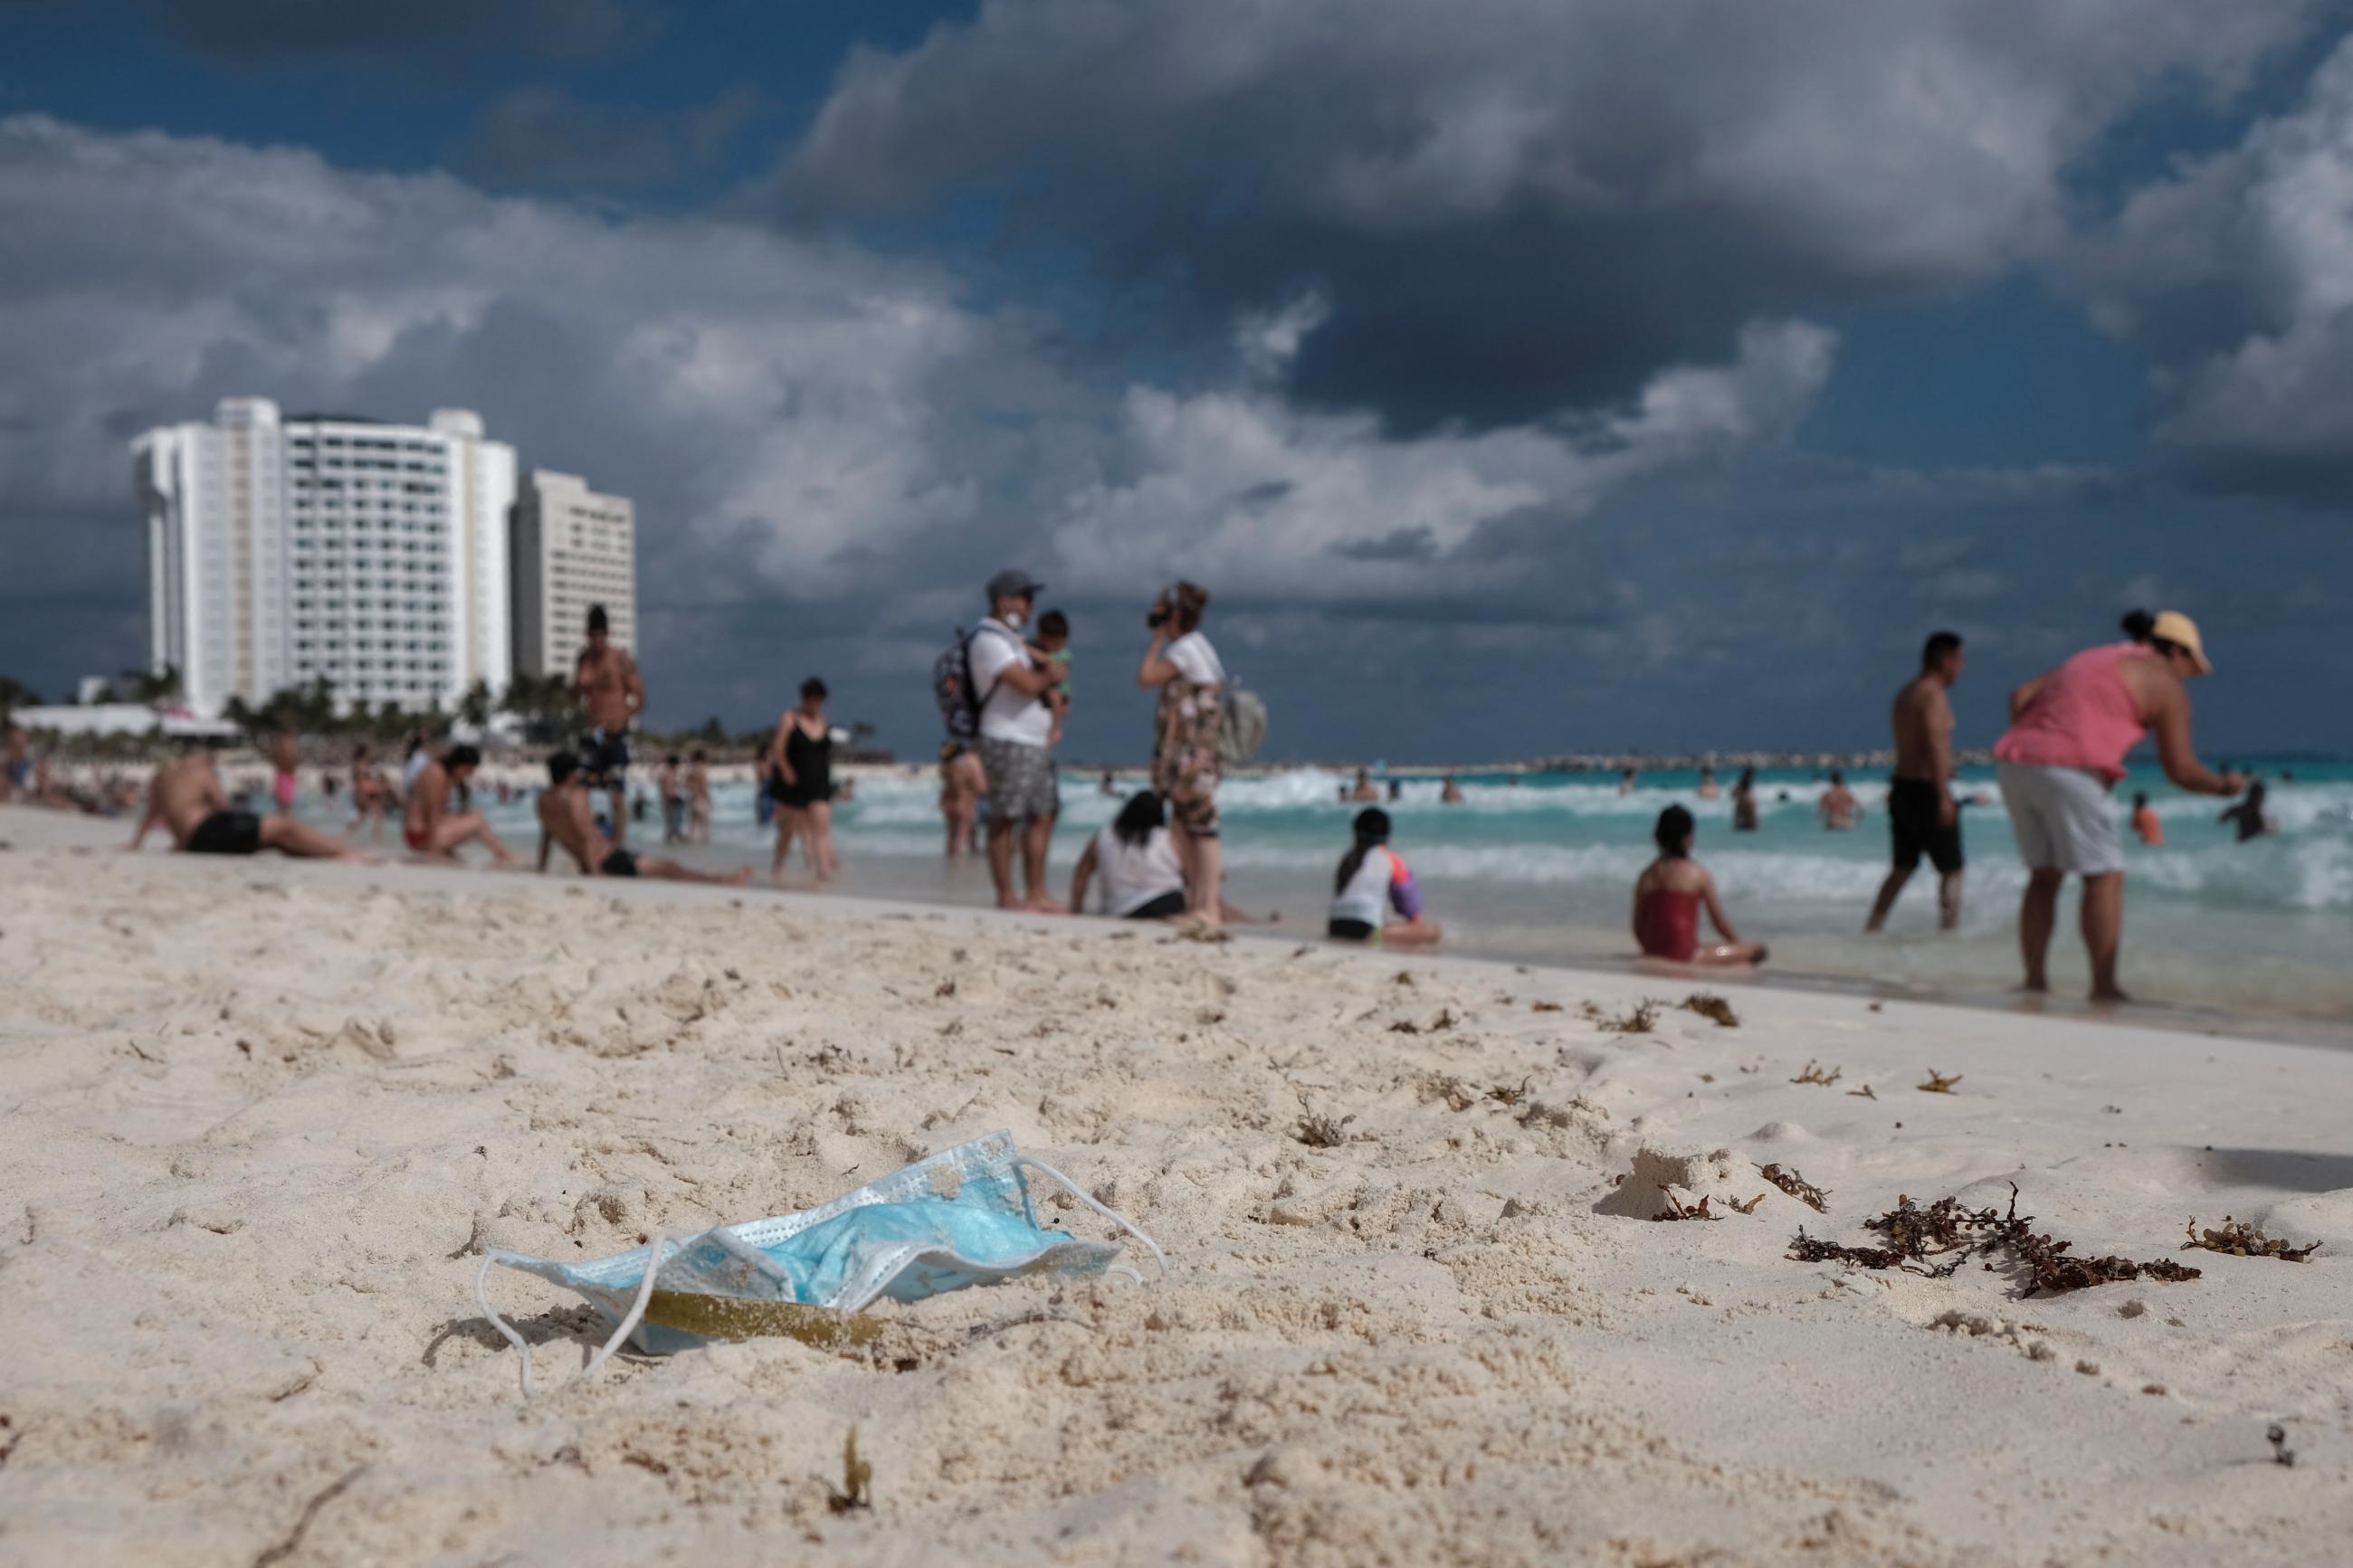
[353,757,2353,1038]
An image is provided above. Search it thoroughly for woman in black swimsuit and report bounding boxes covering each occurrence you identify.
[767,678,839,886]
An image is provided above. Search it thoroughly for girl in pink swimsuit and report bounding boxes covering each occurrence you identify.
[269,733,300,814]
[1632,805,1767,967]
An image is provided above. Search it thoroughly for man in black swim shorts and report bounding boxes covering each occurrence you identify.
[129,749,373,861]
[1867,632,1966,931]
[534,751,752,886]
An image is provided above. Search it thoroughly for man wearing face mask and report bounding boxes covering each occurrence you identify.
[967,569,1066,910]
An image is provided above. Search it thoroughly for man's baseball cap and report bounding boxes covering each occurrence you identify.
[986,568,1044,601]
[2152,610,2212,675]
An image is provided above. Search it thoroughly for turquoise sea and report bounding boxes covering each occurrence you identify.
[322,755,2353,1039]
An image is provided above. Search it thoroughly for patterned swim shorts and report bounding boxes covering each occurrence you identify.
[1156,745,1221,838]
[977,736,1059,822]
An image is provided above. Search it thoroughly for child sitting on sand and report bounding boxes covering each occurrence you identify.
[1633,804,1767,966]
[1329,808,1441,946]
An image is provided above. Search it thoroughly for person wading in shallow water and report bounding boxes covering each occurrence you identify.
[768,678,840,888]
[1867,631,1966,933]
[1993,610,2243,1002]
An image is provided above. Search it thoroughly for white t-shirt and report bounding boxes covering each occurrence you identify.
[967,619,1053,748]
[401,749,432,794]
[1092,822,1186,917]
[1164,629,1224,688]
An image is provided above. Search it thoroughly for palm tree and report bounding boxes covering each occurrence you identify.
[458,678,493,731]
[0,673,40,718]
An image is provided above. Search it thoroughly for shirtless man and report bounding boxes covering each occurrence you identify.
[537,751,749,884]
[573,603,644,845]
[127,748,373,860]
[1866,631,1964,932]
[1817,769,1860,831]
[403,744,516,865]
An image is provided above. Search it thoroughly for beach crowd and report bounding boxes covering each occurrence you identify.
[0,575,2272,1003]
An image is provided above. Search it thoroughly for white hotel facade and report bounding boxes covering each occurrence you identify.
[133,398,518,717]
[510,469,637,680]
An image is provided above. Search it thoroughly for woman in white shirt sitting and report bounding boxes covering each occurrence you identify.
[1069,791,1190,919]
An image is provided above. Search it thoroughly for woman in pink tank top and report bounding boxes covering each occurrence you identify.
[1992,611,2243,1002]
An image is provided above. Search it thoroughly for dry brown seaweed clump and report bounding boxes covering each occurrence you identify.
[2183,1216,2322,1262]
[1293,1109,1357,1147]
[824,1427,873,1513]
[1759,1163,1829,1213]
[1786,1183,2203,1297]
[1586,998,1663,1033]
[1790,1060,1843,1087]
[1651,1189,1720,1222]
[1917,1069,1963,1094]
[1679,993,1740,1028]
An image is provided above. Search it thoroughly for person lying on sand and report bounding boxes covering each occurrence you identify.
[1633,804,1766,967]
[537,750,751,885]
[404,744,516,866]
[1329,807,1441,947]
[126,748,374,861]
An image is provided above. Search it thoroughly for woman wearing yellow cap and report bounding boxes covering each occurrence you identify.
[1993,609,2246,1002]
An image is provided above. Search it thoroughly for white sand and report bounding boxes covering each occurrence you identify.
[1,803,2347,1565]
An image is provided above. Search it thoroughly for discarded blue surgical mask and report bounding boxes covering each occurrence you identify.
[474,1130,1167,1396]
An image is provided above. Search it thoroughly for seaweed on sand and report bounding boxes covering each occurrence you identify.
[1759,1163,1829,1213]
[1790,1060,1843,1087]
[1917,1069,1963,1094]
[1679,993,1740,1028]
[824,1428,872,1513]
[1293,1104,1358,1147]
[1650,1189,1720,1222]
[2182,1216,2321,1262]
[1787,1184,2204,1297]
[1586,999,1663,1033]
[1485,1076,1534,1107]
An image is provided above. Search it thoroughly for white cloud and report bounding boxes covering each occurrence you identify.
[0,114,1072,616]
[2069,35,2353,473]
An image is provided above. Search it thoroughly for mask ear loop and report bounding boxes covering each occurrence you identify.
[1013,1158,1169,1280]
[475,1232,673,1399]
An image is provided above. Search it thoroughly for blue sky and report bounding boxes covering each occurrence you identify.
[2,0,2349,760]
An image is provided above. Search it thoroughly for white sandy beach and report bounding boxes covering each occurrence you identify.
[1,803,2348,1565]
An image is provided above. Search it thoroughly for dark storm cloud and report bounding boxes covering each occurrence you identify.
[4,98,2345,755]
[144,0,627,62]
[776,0,2318,431]
[461,86,761,188]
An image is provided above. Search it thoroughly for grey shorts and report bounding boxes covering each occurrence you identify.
[1997,761,2124,876]
[978,736,1059,822]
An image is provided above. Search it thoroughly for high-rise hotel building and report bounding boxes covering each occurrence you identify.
[510,469,636,679]
[133,398,516,716]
